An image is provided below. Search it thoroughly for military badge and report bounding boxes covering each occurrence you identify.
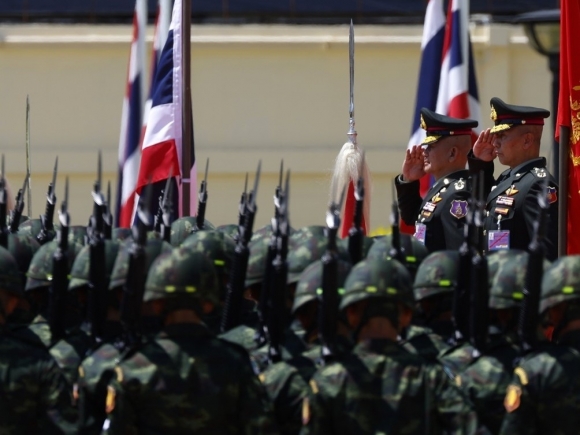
[420,114,427,130]
[423,202,436,213]
[495,207,510,215]
[454,179,465,190]
[504,385,522,413]
[496,196,514,206]
[450,200,468,219]
[533,167,547,178]
[547,186,558,204]
[490,105,497,121]
[505,185,519,196]
[431,192,443,203]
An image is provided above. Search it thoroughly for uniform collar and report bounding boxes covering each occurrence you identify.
[433,169,470,188]
[158,322,213,339]
[509,157,546,177]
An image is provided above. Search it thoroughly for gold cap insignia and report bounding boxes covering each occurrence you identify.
[421,135,441,145]
[420,114,427,130]
[490,105,497,121]
[490,123,512,133]
[504,385,522,413]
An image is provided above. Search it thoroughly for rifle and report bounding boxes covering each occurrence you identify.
[453,175,476,343]
[25,95,32,219]
[119,182,153,347]
[469,173,489,354]
[235,173,249,243]
[347,152,365,265]
[196,158,209,230]
[256,161,284,347]
[319,184,346,361]
[103,181,113,240]
[36,157,58,245]
[388,181,406,264]
[267,170,291,363]
[0,156,8,247]
[48,177,70,341]
[87,152,107,342]
[518,177,550,351]
[221,161,261,332]
[160,173,174,243]
[9,174,29,233]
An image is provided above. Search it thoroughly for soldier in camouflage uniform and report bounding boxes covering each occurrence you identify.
[75,237,172,435]
[500,255,580,435]
[0,245,77,434]
[301,256,480,435]
[366,233,429,280]
[181,230,235,334]
[260,259,352,435]
[102,248,279,434]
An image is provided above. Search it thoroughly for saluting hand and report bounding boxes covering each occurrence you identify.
[402,145,426,182]
[473,128,495,162]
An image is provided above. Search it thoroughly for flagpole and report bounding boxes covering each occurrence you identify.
[559,126,570,257]
[181,0,193,216]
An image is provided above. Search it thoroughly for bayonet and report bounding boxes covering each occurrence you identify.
[160,169,175,243]
[196,158,209,230]
[0,155,7,247]
[36,157,58,244]
[9,173,29,233]
[25,95,32,218]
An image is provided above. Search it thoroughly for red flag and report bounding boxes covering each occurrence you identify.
[556,0,580,254]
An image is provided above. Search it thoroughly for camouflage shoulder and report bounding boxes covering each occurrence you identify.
[218,324,259,352]
[6,323,51,349]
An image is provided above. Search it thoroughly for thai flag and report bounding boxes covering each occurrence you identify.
[135,0,197,215]
[408,0,480,198]
[117,0,147,227]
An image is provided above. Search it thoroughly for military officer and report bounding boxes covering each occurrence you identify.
[396,108,478,252]
[470,97,558,260]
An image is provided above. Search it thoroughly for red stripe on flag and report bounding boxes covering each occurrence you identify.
[136,139,181,194]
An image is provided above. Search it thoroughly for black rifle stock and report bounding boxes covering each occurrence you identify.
[221,162,261,332]
[37,157,58,245]
[0,156,8,247]
[518,178,549,351]
[196,159,209,230]
[9,175,29,233]
[48,177,69,341]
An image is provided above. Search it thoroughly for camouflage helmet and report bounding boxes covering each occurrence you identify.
[251,223,296,244]
[0,246,25,297]
[286,225,349,284]
[18,218,55,243]
[67,225,88,246]
[487,250,550,309]
[340,257,413,311]
[68,240,121,291]
[6,233,41,284]
[181,230,235,276]
[292,259,352,315]
[112,227,133,242]
[170,217,216,247]
[338,236,375,260]
[216,224,239,240]
[245,236,271,288]
[25,240,83,292]
[413,250,458,301]
[367,234,429,278]
[109,238,173,290]
[540,255,580,314]
[143,248,219,304]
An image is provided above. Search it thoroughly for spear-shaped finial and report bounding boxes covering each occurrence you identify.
[347,20,356,146]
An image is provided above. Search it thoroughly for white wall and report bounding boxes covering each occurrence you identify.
[0,23,552,230]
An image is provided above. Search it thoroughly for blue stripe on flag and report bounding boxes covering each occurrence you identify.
[151,29,174,107]
[449,9,463,70]
[409,26,445,134]
[126,73,143,159]
[467,39,479,100]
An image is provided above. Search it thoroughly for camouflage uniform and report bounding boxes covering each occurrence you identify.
[169,216,215,247]
[366,233,429,280]
[500,256,580,435]
[259,260,352,435]
[301,257,479,435]
[102,248,279,435]
[0,246,77,434]
[75,237,172,434]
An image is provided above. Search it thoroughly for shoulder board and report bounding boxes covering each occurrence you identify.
[532,167,548,178]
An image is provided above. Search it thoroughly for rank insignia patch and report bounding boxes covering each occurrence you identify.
[547,186,558,204]
[496,196,514,207]
[450,200,468,219]
[423,202,436,212]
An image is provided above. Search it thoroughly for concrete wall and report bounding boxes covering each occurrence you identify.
[0,23,552,231]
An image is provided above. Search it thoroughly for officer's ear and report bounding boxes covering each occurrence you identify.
[448,146,457,161]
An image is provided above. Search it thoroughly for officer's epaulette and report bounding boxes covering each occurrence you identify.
[531,167,548,179]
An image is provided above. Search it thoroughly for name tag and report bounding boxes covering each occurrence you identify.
[414,223,427,245]
[488,230,510,250]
